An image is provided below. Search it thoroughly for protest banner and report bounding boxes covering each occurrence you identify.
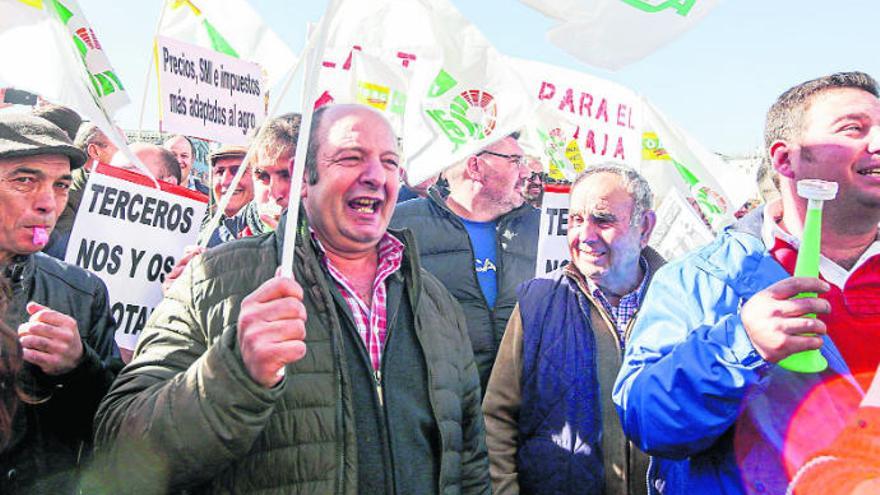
[510,56,738,234]
[155,35,265,145]
[509,57,642,180]
[520,0,719,70]
[535,184,573,277]
[65,164,208,356]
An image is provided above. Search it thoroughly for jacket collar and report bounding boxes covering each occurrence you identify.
[3,253,34,294]
[273,208,423,311]
[563,246,666,303]
[730,204,766,242]
[426,188,538,225]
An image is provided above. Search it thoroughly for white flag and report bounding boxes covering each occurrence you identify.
[0,0,129,114]
[158,0,296,90]
[640,98,736,231]
[314,0,536,185]
[508,56,642,181]
[505,54,741,235]
[0,0,128,153]
[521,0,719,70]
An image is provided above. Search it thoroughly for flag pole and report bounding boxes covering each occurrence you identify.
[137,0,169,141]
[197,22,322,249]
[279,0,340,278]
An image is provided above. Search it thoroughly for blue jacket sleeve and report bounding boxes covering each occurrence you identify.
[612,259,770,459]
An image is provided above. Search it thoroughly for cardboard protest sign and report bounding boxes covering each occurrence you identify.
[155,35,266,145]
[535,184,572,277]
[65,164,208,355]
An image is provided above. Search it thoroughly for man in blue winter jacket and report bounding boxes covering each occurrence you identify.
[613,71,880,494]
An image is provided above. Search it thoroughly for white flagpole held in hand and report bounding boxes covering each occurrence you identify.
[279,0,341,279]
[197,23,320,250]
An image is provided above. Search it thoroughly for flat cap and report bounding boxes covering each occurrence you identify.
[32,104,83,141]
[207,144,248,167]
[0,113,87,169]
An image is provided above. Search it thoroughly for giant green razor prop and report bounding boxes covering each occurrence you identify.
[778,179,837,373]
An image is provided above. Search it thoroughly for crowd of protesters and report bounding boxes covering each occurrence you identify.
[0,70,878,495]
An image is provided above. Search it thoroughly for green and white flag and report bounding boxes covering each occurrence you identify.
[0,0,129,155]
[639,97,735,231]
[0,0,129,114]
[508,54,740,239]
[521,0,719,70]
[315,0,536,185]
[158,0,296,89]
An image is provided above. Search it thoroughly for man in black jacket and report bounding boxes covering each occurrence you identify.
[0,114,120,494]
[391,133,540,394]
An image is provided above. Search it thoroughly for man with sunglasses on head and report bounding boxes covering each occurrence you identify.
[392,132,540,395]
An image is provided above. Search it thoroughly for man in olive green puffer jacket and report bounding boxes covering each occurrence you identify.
[92,104,490,495]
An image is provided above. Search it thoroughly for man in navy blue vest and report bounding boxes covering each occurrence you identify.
[482,164,664,495]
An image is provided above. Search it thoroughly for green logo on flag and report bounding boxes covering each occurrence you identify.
[641,131,728,228]
[424,70,498,151]
[50,0,125,99]
[620,0,696,16]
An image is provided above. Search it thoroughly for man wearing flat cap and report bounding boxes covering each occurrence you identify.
[199,144,254,247]
[0,114,120,494]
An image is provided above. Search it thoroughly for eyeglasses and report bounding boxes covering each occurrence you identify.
[477,150,526,168]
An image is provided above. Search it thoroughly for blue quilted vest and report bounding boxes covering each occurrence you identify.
[516,270,604,494]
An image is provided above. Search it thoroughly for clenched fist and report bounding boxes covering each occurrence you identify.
[18,302,84,375]
[237,270,308,388]
[741,277,831,363]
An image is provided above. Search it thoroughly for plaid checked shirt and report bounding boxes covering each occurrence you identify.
[586,257,650,338]
[312,230,405,371]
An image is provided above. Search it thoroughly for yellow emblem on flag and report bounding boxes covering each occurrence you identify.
[356,81,391,112]
[170,0,202,16]
[16,0,43,9]
[564,139,585,173]
[642,131,670,161]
